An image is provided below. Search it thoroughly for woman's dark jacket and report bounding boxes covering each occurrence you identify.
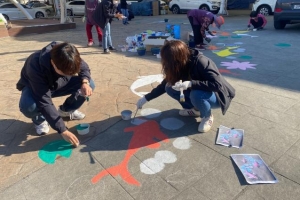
[144,49,235,115]
[92,0,117,29]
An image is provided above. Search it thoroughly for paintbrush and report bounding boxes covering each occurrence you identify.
[131,108,139,123]
[179,80,185,102]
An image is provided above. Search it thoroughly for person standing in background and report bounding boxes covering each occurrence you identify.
[92,0,123,54]
[85,0,103,47]
[120,0,129,25]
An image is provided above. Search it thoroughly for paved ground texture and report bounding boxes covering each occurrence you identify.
[0,14,300,200]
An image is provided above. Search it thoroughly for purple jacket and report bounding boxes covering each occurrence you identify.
[187,9,214,38]
[85,0,100,25]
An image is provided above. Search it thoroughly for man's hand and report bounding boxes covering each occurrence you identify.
[172,81,191,91]
[61,130,80,147]
[115,13,123,20]
[81,83,92,97]
[204,37,211,43]
[247,24,251,28]
[207,30,215,36]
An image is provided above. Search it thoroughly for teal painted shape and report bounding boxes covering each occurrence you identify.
[219,36,228,39]
[38,140,73,164]
[275,43,291,47]
[231,35,242,38]
[239,55,253,60]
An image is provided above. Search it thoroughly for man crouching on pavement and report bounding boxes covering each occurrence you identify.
[16,41,95,147]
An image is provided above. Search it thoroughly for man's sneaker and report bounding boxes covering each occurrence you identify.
[99,42,102,47]
[104,49,111,54]
[34,121,49,136]
[179,108,200,117]
[109,46,116,51]
[195,45,206,50]
[58,106,85,120]
[87,41,93,47]
[198,115,214,133]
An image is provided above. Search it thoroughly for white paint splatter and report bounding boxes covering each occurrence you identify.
[131,117,148,125]
[130,74,164,97]
[154,150,177,163]
[160,118,185,130]
[141,108,162,118]
[173,137,191,150]
[140,150,177,175]
[140,158,165,174]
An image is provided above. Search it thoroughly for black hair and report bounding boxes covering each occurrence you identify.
[250,11,258,17]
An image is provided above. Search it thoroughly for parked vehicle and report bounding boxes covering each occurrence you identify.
[273,0,300,29]
[0,3,47,20]
[27,2,54,15]
[252,0,276,15]
[66,0,85,16]
[168,0,221,14]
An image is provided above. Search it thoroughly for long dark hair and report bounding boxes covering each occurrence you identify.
[160,40,191,85]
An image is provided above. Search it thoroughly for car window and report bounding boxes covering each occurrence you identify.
[70,1,84,5]
[1,3,17,8]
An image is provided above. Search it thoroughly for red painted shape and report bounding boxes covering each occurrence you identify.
[207,45,218,50]
[220,31,230,36]
[219,69,239,76]
[91,120,169,186]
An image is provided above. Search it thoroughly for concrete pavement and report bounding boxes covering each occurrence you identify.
[0,14,300,199]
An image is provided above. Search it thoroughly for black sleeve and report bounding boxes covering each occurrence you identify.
[144,79,167,101]
[191,56,223,92]
[103,1,115,18]
[27,61,67,134]
[78,59,91,81]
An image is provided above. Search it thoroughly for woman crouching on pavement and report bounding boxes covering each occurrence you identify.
[136,40,235,132]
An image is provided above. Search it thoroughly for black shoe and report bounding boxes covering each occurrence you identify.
[103,49,111,54]
[109,46,116,51]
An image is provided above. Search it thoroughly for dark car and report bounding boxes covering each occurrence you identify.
[273,0,300,29]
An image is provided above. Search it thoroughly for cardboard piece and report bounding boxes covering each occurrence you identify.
[143,36,175,51]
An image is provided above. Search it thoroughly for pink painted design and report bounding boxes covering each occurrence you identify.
[91,120,169,186]
[219,69,239,75]
[244,171,258,179]
[220,61,257,70]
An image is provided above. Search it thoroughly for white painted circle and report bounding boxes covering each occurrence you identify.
[160,117,185,130]
[154,150,177,163]
[173,137,191,150]
[140,158,165,174]
[140,108,162,118]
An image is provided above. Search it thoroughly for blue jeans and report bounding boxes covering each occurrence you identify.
[19,77,95,125]
[165,85,220,118]
[103,22,112,50]
[121,8,129,24]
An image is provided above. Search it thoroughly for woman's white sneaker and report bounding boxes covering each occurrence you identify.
[179,108,200,117]
[58,107,86,120]
[198,115,214,133]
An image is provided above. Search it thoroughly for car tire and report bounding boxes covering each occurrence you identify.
[199,4,210,11]
[274,20,286,29]
[67,9,73,16]
[3,14,9,21]
[35,11,45,18]
[257,5,272,16]
[171,5,180,14]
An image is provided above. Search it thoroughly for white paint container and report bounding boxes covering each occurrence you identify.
[253,29,257,31]
[121,110,132,120]
[76,123,90,135]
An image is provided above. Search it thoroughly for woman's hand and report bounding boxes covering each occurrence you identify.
[115,13,124,20]
[81,83,92,97]
[172,81,192,91]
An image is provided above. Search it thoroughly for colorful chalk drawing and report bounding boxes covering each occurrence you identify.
[225,56,237,59]
[231,35,242,38]
[234,42,243,45]
[213,47,238,57]
[237,34,258,38]
[233,48,246,53]
[219,69,239,75]
[220,61,257,70]
[219,36,228,39]
[275,43,291,47]
[141,108,162,118]
[160,117,185,130]
[38,140,73,164]
[239,55,252,60]
[140,150,177,174]
[91,120,169,186]
[232,30,249,34]
[220,31,230,36]
[216,43,226,46]
[130,74,163,97]
[131,117,147,125]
